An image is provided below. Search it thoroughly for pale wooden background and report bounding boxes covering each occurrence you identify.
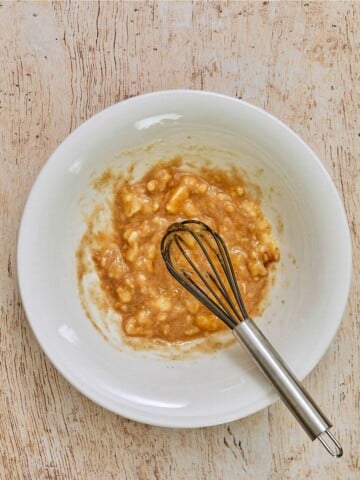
[1,1,359,479]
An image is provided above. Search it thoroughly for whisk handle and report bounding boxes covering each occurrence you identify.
[233,319,343,457]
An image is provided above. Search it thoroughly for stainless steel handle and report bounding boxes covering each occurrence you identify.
[233,319,343,457]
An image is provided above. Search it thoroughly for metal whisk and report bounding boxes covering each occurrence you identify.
[161,220,343,457]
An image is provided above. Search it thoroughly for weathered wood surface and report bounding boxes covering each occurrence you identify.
[1,1,359,478]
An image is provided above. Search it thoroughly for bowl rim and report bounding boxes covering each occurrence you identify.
[17,89,352,427]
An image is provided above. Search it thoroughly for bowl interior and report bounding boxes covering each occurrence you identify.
[17,91,351,426]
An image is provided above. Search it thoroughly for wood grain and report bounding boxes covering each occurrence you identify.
[1,1,359,478]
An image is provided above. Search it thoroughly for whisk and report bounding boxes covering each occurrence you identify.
[161,220,343,457]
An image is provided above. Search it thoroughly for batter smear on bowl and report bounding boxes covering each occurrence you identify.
[77,158,280,344]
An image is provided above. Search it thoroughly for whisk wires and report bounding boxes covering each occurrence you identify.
[161,220,249,330]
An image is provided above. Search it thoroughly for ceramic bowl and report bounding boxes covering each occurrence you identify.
[17,90,351,427]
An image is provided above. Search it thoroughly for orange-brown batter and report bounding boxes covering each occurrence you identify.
[84,160,279,343]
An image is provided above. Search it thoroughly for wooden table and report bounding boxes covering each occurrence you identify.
[1,2,359,478]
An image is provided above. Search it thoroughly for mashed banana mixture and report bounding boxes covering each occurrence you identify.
[78,159,279,344]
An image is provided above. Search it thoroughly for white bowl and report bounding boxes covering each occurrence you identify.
[17,90,351,427]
